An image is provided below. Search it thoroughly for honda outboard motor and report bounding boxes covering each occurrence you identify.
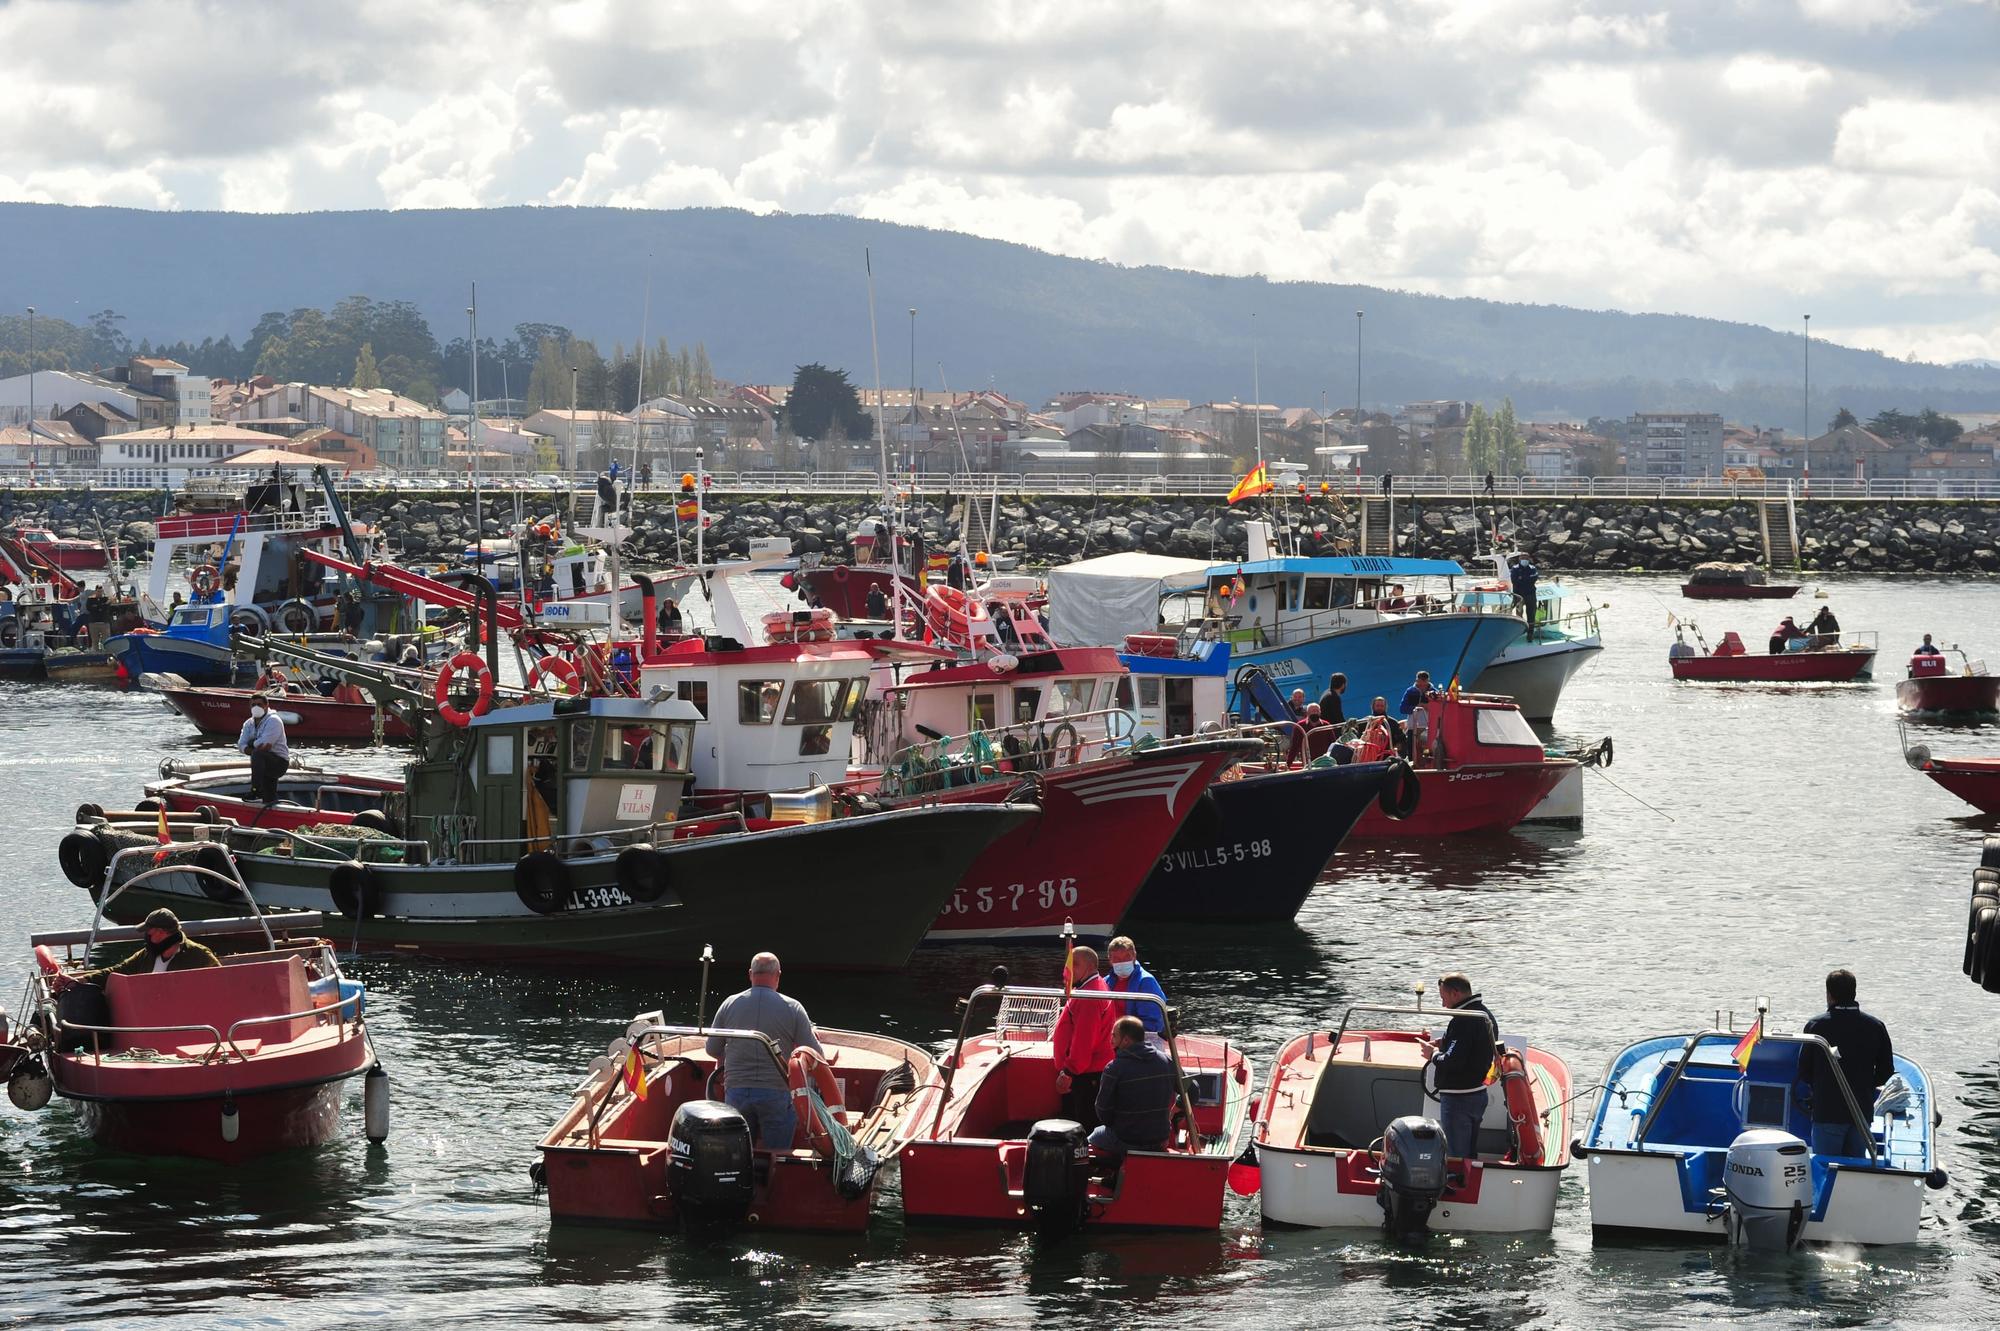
[1377,1115,1449,1240]
[1022,1118,1092,1236]
[1723,1129,1813,1251]
[665,1099,754,1231]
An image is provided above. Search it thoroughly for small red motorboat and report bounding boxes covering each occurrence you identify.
[12,525,111,571]
[18,852,383,1163]
[536,1014,934,1232]
[159,681,415,743]
[1668,625,1876,682]
[1347,694,1577,837]
[1679,562,1799,599]
[136,761,401,833]
[898,980,1254,1232]
[1897,649,2000,718]
[1906,738,2000,815]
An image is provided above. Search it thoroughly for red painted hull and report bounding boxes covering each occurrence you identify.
[1350,761,1575,837]
[1921,758,2000,815]
[74,1080,350,1164]
[22,540,110,571]
[161,687,414,742]
[796,566,907,619]
[1680,583,1800,599]
[147,771,401,831]
[1671,649,1875,682]
[1897,675,2000,715]
[879,739,1257,943]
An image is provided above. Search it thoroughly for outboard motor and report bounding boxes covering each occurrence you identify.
[1722,1129,1813,1251]
[1377,1115,1449,1240]
[1022,1118,1092,1236]
[664,1099,754,1231]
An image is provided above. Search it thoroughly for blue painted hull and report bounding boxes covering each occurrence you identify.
[1226,614,1524,713]
[106,632,250,686]
[1127,761,1387,922]
[0,648,47,679]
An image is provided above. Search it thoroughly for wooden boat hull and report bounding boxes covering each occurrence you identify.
[160,685,414,742]
[89,803,1040,971]
[1126,761,1387,922]
[1679,583,1800,599]
[1350,761,1574,837]
[1897,675,2000,717]
[1671,649,1875,682]
[43,649,120,683]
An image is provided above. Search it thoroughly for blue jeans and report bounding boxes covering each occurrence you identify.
[726,1085,797,1151]
[1811,1119,1870,1158]
[1438,1089,1488,1162]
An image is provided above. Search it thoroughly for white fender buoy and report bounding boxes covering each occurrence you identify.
[220,1094,240,1143]
[365,1064,390,1143]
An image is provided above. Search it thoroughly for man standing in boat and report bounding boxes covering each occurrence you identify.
[237,693,291,806]
[1052,945,1114,1130]
[1800,968,1895,1158]
[707,952,825,1150]
[1419,973,1498,1167]
[1915,633,1944,657]
[1105,936,1170,1053]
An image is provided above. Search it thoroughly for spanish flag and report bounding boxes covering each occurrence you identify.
[1731,1015,1763,1072]
[676,498,699,522]
[155,806,171,845]
[1227,463,1274,505]
[623,1043,649,1100]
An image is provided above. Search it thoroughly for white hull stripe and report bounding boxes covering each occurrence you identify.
[1061,760,1202,813]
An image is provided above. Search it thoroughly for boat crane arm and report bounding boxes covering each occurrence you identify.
[300,549,529,631]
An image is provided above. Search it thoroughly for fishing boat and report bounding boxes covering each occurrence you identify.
[1667,623,1877,683]
[1345,692,1579,837]
[1116,637,1405,922]
[1457,557,1603,722]
[157,679,416,743]
[1580,1005,1946,1247]
[1253,997,1573,1235]
[1896,648,2000,718]
[790,516,920,620]
[11,524,110,571]
[898,980,1254,1232]
[136,759,403,831]
[1680,562,1801,600]
[536,1005,934,1232]
[70,690,1036,972]
[0,582,81,679]
[16,849,383,1163]
[1903,735,2000,815]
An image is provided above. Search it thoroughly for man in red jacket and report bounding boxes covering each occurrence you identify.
[1051,945,1114,1130]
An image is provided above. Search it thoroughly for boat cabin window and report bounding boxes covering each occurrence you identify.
[566,721,596,771]
[603,721,688,772]
[676,680,709,719]
[172,605,222,627]
[739,679,783,724]
[1012,687,1042,724]
[799,724,832,756]
[1474,708,1541,748]
[1095,679,1118,712]
[1049,679,1093,716]
[969,691,998,732]
[484,734,515,776]
[837,677,867,721]
[784,679,843,725]
[1136,677,1160,708]
[1302,577,1332,611]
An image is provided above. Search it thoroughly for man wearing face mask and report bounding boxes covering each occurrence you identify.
[238,693,291,805]
[55,909,221,987]
[1104,936,1170,1053]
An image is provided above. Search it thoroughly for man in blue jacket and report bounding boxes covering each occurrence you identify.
[1800,968,1895,1158]
[1418,972,1498,1164]
[1090,1016,1175,1160]
[1105,935,1169,1050]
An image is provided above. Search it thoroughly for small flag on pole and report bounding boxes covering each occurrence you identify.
[623,1043,650,1100]
[1731,1015,1763,1071]
[155,806,171,845]
[1227,463,1274,505]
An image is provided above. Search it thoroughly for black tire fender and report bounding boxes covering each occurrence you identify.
[1971,904,1999,982]
[514,851,567,915]
[352,808,400,838]
[615,846,671,904]
[134,798,162,814]
[328,860,382,918]
[75,802,105,824]
[193,804,220,825]
[1983,836,2000,873]
[58,832,108,892]
[1377,759,1421,820]
[191,843,240,903]
[1599,735,1614,767]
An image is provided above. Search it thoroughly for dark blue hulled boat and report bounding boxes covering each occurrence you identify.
[1114,636,1404,922]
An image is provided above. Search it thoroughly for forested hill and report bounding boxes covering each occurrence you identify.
[2,202,1994,423]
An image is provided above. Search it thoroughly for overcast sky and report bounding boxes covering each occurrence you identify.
[2,0,1996,363]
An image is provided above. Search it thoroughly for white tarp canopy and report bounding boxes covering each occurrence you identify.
[1044,551,1213,648]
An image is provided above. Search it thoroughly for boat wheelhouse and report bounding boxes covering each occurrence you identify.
[1454,555,1603,722]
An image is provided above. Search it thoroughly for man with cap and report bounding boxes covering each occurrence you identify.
[707,952,825,1149]
[57,909,222,986]
[237,692,291,805]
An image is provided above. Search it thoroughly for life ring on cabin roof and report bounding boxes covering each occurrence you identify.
[434,652,495,726]
[526,655,585,697]
[787,1047,844,1153]
[1497,1048,1545,1166]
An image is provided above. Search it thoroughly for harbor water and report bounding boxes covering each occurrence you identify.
[2,573,1998,1328]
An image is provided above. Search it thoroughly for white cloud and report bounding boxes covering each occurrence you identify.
[0,0,1997,360]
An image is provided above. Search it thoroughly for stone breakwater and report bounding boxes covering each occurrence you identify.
[3,489,2000,574]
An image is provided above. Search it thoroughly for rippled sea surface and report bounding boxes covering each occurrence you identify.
[2,573,1998,1328]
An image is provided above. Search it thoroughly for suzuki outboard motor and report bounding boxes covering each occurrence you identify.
[1022,1118,1092,1236]
[1723,1129,1813,1251]
[1377,1115,1449,1240]
[665,1099,754,1230]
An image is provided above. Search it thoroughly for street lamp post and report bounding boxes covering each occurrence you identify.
[467,284,479,485]
[1354,309,1364,473]
[1802,314,1811,496]
[907,308,917,475]
[26,305,36,478]
[569,366,580,476]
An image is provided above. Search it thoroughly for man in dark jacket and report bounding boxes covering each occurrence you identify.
[1089,1016,1175,1159]
[61,908,221,985]
[1800,968,1894,1158]
[1317,673,1347,725]
[1419,972,1497,1163]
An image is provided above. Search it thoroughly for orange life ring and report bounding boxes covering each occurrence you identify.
[1497,1049,1544,1166]
[434,651,494,726]
[189,566,217,597]
[787,1047,844,1154]
[526,655,584,696]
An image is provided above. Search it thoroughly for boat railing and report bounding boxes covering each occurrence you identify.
[1630,1028,1880,1165]
[87,849,275,956]
[448,820,682,865]
[874,706,1137,796]
[1324,1001,1498,1062]
[224,994,367,1060]
[1200,593,1518,651]
[575,1024,789,1148]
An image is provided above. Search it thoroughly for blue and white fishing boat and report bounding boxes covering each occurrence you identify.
[1452,555,1603,722]
[1171,525,1523,713]
[1581,1006,1946,1248]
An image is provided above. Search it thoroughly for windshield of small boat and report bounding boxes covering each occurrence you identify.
[1475,707,1542,748]
[172,605,223,627]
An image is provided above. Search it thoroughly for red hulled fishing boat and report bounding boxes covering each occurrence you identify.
[536,1011,933,1232]
[12,525,111,571]
[898,981,1253,1232]
[1906,736,2000,816]
[1668,625,1876,682]
[1897,649,2000,718]
[158,681,416,743]
[136,761,400,832]
[1347,693,1577,837]
[1679,562,1799,599]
